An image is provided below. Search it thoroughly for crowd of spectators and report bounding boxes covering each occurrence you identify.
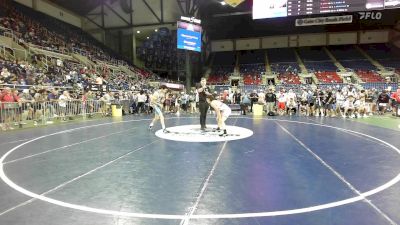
[214,84,400,118]
[0,1,128,63]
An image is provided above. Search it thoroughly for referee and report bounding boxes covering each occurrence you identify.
[196,77,211,131]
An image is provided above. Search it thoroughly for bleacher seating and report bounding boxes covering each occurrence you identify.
[360,44,399,60]
[315,71,343,83]
[239,63,265,74]
[238,50,265,84]
[298,47,331,61]
[328,45,378,72]
[297,47,338,72]
[239,63,265,85]
[243,74,262,85]
[207,52,236,84]
[328,45,365,60]
[379,59,400,70]
[360,44,400,71]
[356,71,385,82]
[207,74,229,85]
[239,50,264,64]
[268,48,299,74]
[0,1,161,91]
[10,3,128,64]
[341,60,377,71]
[214,52,236,66]
[304,61,338,72]
[271,62,300,74]
[268,48,297,63]
[277,73,301,84]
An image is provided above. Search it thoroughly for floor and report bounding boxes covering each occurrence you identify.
[0,114,399,225]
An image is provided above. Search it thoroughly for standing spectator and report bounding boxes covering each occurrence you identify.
[277,89,287,116]
[0,87,19,130]
[58,91,70,121]
[180,92,189,113]
[189,91,196,114]
[47,89,59,118]
[100,91,113,116]
[233,91,241,105]
[241,92,251,115]
[300,88,308,116]
[19,89,34,121]
[249,90,259,113]
[325,88,335,117]
[390,89,400,116]
[335,89,345,117]
[137,90,146,114]
[265,88,276,114]
[314,88,325,117]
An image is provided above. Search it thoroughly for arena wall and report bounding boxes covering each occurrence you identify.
[298,33,327,46]
[13,0,82,28]
[211,40,234,52]
[261,36,288,49]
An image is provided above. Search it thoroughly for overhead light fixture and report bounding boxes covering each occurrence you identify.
[220,1,226,5]
[223,0,245,7]
[146,37,149,39]
[155,29,158,32]
[136,30,141,34]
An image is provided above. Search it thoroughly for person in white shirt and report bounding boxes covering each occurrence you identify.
[1,68,10,78]
[343,92,356,118]
[95,76,103,85]
[100,91,113,116]
[335,89,345,117]
[300,88,308,116]
[277,89,287,116]
[58,91,70,121]
[137,90,147,114]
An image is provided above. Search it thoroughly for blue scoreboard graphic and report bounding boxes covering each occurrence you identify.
[177,21,202,52]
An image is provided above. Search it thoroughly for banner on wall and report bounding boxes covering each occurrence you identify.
[295,15,353,26]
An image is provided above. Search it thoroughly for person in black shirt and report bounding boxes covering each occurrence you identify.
[325,88,335,117]
[314,88,325,116]
[249,90,259,113]
[196,77,211,131]
[233,91,241,105]
[265,88,276,114]
[377,89,390,115]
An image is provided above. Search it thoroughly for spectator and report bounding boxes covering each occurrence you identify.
[0,87,19,130]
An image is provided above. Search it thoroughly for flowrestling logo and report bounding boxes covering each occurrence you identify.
[359,11,382,20]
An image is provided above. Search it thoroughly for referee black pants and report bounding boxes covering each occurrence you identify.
[199,101,208,129]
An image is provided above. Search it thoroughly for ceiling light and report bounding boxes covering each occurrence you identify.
[220,1,226,5]
[136,30,141,34]
[155,29,158,32]
[146,37,149,39]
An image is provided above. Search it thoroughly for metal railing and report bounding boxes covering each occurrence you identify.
[0,99,134,131]
[0,84,75,91]
[0,44,28,61]
[28,43,71,59]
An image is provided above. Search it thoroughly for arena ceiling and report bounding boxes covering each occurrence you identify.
[48,0,400,40]
[48,0,102,15]
[50,0,205,30]
[199,2,400,40]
